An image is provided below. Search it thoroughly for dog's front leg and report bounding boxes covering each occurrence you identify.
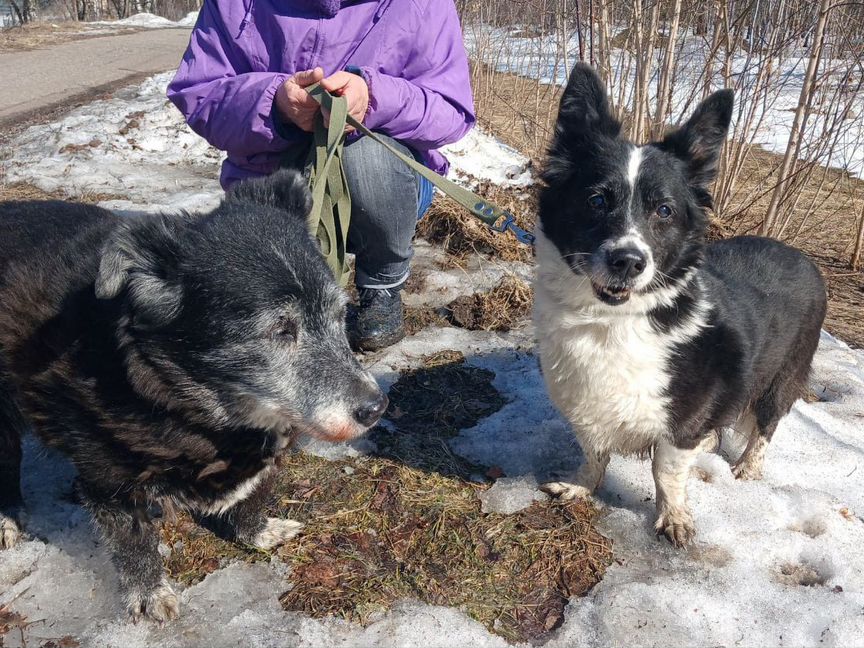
[652,437,712,547]
[196,476,303,551]
[81,488,179,623]
[542,448,610,501]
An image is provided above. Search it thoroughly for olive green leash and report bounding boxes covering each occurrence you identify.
[304,83,535,285]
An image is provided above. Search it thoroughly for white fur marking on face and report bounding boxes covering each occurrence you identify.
[599,228,656,290]
[533,228,712,469]
[627,146,643,193]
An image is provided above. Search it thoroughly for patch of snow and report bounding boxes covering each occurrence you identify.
[451,331,864,647]
[404,240,533,310]
[2,72,223,214]
[442,128,534,187]
[90,12,190,29]
[176,11,199,28]
[2,72,529,219]
[480,476,548,514]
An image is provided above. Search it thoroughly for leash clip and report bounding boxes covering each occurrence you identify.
[491,213,536,246]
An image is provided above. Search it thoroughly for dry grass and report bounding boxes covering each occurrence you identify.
[445,275,533,332]
[416,185,536,266]
[0,181,120,204]
[158,351,613,644]
[0,21,139,52]
[160,515,256,587]
[276,455,610,644]
[403,305,449,336]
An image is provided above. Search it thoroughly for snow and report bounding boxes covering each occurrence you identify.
[455,330,864,647]
[2,72,864,647]
[90,12,195,30]
[463,24,864,181]
[441,129,534,187]
[3,72,223,215]
[1,73,533,216]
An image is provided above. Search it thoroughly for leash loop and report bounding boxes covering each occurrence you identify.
[491,213,536,245]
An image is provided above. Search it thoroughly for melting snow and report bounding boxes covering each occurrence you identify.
[1,72,863,647]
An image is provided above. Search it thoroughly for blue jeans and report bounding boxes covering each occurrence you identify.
[282,133,432,289]
[341,134,432,289]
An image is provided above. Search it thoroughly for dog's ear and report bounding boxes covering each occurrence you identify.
[96,216,187,328]
[545,64,621,184]
[225,169,312,218]
[556,63,620,140]
[659,89,734,189]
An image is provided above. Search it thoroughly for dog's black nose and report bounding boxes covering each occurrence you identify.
[353,392,389,427]
[607,248,647,279]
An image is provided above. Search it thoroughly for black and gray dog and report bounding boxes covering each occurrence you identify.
[534,64,827,546]
[0,170,387,621]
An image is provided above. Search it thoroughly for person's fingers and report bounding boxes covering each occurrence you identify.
[320,71,353,93]
[287,82,322,110]
[292,67,325,88]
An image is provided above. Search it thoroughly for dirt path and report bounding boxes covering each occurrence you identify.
[0,28,191,131]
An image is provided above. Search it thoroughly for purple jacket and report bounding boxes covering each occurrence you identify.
[167,0,475,189]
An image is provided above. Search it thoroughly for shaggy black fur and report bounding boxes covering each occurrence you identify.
[0,170,386,621]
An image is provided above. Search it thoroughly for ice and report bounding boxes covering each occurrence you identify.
[479,475,548,514]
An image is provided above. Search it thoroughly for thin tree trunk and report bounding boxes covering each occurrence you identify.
[9,1,24,24]
[852,202,864,271]
[760,0,832,236]
[631,0,646,141]
[654,0,683,138]
[574,0,585,61]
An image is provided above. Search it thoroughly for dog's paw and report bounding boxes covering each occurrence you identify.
[655,507,696,548]
[0,513,21,550]
[540,481,593,501]
[253,517,303,551]
[127,580,180,624]
[731,458,763,481]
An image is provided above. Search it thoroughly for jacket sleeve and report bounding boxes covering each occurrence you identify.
[360,0,475,151]
[166,2,297,156]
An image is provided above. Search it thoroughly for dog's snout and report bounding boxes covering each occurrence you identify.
[353,391,388,428]
[607,248,647,279]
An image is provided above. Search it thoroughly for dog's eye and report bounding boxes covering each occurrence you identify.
[268,316,297,342]
[587,194,606,209]
[656,204,674,219]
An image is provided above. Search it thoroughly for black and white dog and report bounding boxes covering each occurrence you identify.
[0,170,387,621]
[534,64,826,546]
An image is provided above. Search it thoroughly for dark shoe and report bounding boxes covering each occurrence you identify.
[348,286,406,351]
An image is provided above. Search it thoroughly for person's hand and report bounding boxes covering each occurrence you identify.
[320,71,370,132]
[274,67,325,132]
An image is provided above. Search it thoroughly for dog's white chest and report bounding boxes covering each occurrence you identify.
[536,302,672,456]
